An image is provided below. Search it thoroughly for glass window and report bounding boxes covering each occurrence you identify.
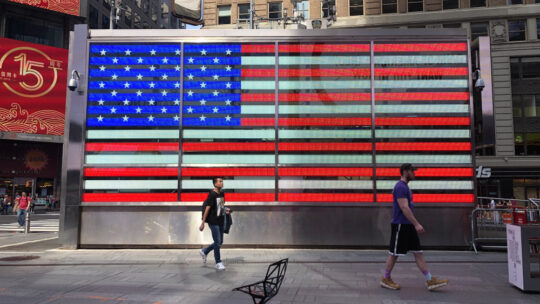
[510,58,520,80]
[382,0,397,14]
[470,22,488,41]
[322,0,335,18]
[102,14,110,29]
[136,0,142,8]
[443,0,459,9]
[443,23,461,28]
[513,95,540,155]
[408,0,423,12]
[508,20,526,41]
[507,0,523,4]
[521,57,540,79]
[269,2,282,19]
[537,19,540,39]
[238,3,250,20]
[470,0,486,7]
[103,0,111,10]
[5,15,64,48]
[523,95,539,117]
[89,5,99,29]
[218,5,232,24]
[296,0,310,19]
[125,7,132,27]
[350,0,363,16]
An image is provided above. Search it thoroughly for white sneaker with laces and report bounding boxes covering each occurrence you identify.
[215,262,225,270]
[199,249,207,264]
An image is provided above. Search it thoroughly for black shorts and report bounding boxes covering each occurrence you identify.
[388,223,422,256]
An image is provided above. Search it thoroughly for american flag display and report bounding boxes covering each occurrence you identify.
[82,42,474,204]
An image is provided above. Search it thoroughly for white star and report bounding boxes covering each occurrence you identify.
[161,107,167,113]
[100,49,107,56]
[225,115,231,121]
[187,90,193,96]
[188,74,194,80]
[175,65,181,71]
[201,49,207,55]
[122,115,129,122]
[112,57,118,63]
[175,49,181,55]
[162,57,169,64]
[174,99,180,105]
[124,66,131,72]
[226,65,232,71]
[213,90,219,96]
[137,57,143,63]
[213,107,219,113]
[136,107,142,113]
[200,82,206,88]
[123,99,130,105]
[98,99,104,105]
[213,74,219,80]
[226,49,232,55]
[99,82,105,88]
[112,74,118,80]
[187,107,193,113]
[200,115,206,121]
[200,66,207,71]
[161,74,168,80]
[111,90,118,96]
[213,57,219,64]
[200,99,206,105]
[110,107,116,113]
[188,57,194,63]
[226,82,232,88]
[149,65,156,71]
[174,82,180,88]
[136,90,142,96]
[137,74,143,80]
[125,49,132,56]
[97,115,104,122]
[150,49,156,55]
[99,65,106,71]
[124,82,130,88]
[173,115,179,121]
[149,99,155,105]
[148,115,154,121]
[225,99,232,105]
[161,90,168,96]
[149,82,155,88]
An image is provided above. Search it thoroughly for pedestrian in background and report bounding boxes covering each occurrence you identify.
[29,194,36,214]
[13,192,20,214]
[380,164,449,291]
[16,192,30,228]
[0,195,5,215]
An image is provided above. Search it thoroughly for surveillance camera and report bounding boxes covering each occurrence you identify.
[68,70,81,91]
[475,78,485,90]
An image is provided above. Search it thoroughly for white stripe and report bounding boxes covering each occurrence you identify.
[279,180,373,189]
[375,105,469,113]
[375,80,468,88]
[182,179,275,189]
[279,154,372,164]
[241,81,275,90]
[279,105,371,114]
[375,129,470,138]
[376,154,471,164]
[241,57,276,65]
[375,55,467,64]
[279,56,370,65]
[183,154,276,164]
[394,224,401,255]
[183,129,275,139]
[87,130,179,139]
[279,129,371,139]
[85,154,178,165]
[240,105,275,114]
[377,180,473,190]
[84,180,178,190]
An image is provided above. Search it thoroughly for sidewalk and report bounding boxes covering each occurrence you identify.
[0,243,538,304]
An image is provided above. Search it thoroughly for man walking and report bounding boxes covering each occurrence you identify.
[16,192,30,229]
[199,177,226,270]
[380,164,449,291]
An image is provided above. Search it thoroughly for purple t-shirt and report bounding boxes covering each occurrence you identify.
[392,180,414,225]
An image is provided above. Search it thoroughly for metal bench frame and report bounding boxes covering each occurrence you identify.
[233,258,288,304]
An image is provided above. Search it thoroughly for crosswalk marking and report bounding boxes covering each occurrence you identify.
[0,218,59,232]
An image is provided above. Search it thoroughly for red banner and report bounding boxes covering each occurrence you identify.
[7,0,79,16]
[0,38,68,136]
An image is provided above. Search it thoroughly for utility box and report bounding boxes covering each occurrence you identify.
[507,224,540,292]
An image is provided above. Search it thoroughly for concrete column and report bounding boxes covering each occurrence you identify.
[527,17,537,40]
[398,0,407,13]
[365,0,381,15]
[488,0,506,7]
[204,0,217,26]
[337,0,349,17]
[310,0,322,19]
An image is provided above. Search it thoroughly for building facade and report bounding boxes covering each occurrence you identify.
[203,0,540,202]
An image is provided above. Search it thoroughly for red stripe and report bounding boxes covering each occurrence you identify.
[377,193,474,203]
[375,117,470,126]
[242,69,371,77]
[375,68,468,76]
[182,168,275,176]
[278,93,372,102]
[279,167,373,176]
[374,43,468,52]
[241,44,275,53]
[376,168,474,177]
[279,44,370,53]
[181,193,274,202]
[242,69,274,77]
[279,193,373,202]
[375,92,469,101]
[241,118,275,126]
[85,143,179,152]
[242,93,275,102]
[84,168,178,177]
[183,142,274,152]
[279,142,372,151]
[83,193,177,202]
[375,142,471,151]
[278,117,371,126]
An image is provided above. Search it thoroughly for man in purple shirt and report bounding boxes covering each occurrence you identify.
[380,164,449,291]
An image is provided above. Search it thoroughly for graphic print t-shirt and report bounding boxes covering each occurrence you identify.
[203,190,225,226]
[392,180,414,225]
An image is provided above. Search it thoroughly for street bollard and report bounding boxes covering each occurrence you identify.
[25,211,30,234]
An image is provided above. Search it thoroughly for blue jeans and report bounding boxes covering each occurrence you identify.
[203,224,224,263]
[17,209,27,227]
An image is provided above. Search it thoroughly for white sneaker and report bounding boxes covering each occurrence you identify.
[215,262,225,270]
[199,249,207,264]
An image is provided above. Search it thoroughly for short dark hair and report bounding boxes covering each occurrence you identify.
[212,177,223,185]
[400,163,417,175]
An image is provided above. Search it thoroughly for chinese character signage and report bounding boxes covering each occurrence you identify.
[7,0,79,16]
[0,38,68,136]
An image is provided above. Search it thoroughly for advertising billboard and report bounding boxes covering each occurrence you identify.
[0,38,68,136]
[7,0,79,16]
[81,41,474,204]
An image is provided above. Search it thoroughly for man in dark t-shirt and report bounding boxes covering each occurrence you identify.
[380,164,449,291]
[199,177,226,270]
